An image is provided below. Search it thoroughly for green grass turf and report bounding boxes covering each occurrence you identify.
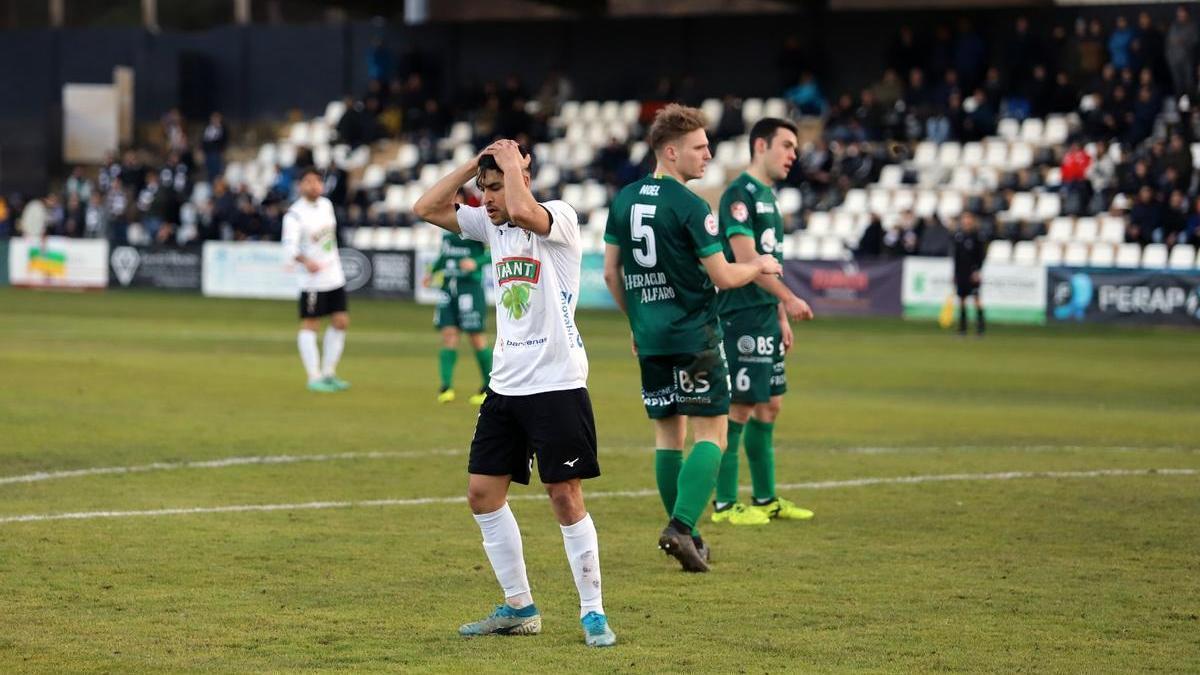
[0,287,1198,673]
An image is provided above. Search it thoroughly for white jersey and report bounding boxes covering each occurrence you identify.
[281,196,345,292]
[456,201,588,396]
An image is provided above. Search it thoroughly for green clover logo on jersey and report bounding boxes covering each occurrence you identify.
[500,282,533,320]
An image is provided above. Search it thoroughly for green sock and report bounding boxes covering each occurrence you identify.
[715,420,744,506]
[744,418,776,502]
[654,449,683,518]
[671,441,722,529]
[474,347,492,388]
[438,348,457,389]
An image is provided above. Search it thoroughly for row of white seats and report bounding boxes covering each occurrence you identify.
[556,100,641,127]
[782,234,852,260]
[805,212,871,242]
[989,240,1198,269]
[840,188,968,220]
[998,192,1061,223]
[1044,216,1127,245]
[912,140,1037,172]
[994,115,1072,147]
[699,97,790,131]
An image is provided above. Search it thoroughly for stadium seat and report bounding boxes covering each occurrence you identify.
[582,182,608,212]
[559,101,581,124]
[868,189,891,214]
[452,144,475,165]
[742,98,764,126]
[700,98,723,130]
[448,121,472,146]
[914,190,939,218]
[1020,118,1044,144]
[288,122,310,146]
[1039,241,1064,266]
[1115,243,1142,268]
[313,145,331,169]
[564,123,586,144]
[361,164,386,190]
[950,166,974,191]
[1141,243,1168,268]
[778,187,801,215]
[352,227,375,250]
[1064,242,1089,266]
[806,211,832,236]
[937,142,961,166]
[561,183,585,210]
[1044,116,1069,145]
[891,188,914,213]
[938,191,964,220]
[1006,192,1035,221]
[384,185,406,213]
[832,212,858,240]
[796,235,820,259]
[606,121,629,144]
[191,181,211,205]
[599,100,621,124]
[1191,143,1200,169]
[1098,216,1125,243]
[415,225,441,251]
[331,144,351,168]
[277,143,297,168]
[763,98,787,119]
[984,141,1008,168]
[961,142,984,167]
[371,226,394,250]
[842,189,868,214]
[1047,217,1074,242]
[533,162,561,192]
[579,101,600,122]
[997,118,1020,141]
[620,100,640,125]
[1012,240,1038,265]
[1073,217,1098,242]
[1089,243,1115,267]
[780,231,800,259]
[714,140,738,167]
[257,143,277,168]
[1034,193,1061,222]
[309,122,330,148]
[878,164,904,188]
[986,239,1012,264]
[1168,244,1197,269]
[1007,142,1034,170]
[913,141,938,168]
[393,228,416,250]
[588,207,609,231]
[324,100,346,127]
[818,237,847,260]
[629,141,649,166]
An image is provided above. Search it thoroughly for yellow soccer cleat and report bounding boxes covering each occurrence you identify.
[437,388,456,404]
[468,389,487,405]
[710,502,770,526]
[751,497,814,521]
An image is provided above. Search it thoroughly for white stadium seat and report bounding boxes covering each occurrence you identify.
[961,142,984,167]
[1034,193,1061,222]
[742,98,764,125]
[1115,243,1142,268]
[842,189,868,214]
[891,189,915,213]
[914,190,938,218]
[1168,244,1197,269]
[1044,115,1069,145]
[984,141,1008,168]
[1007,142,1034,170]
[832,212,858,241]
[561,184,585,210]
[986,239,1012,264]
[288,122,310,146]
[818,237,847,260]
[579,100,601,122]
[913,142,938,168]
[997,118,1020,141]
[620,100,640,125]
[372,227,395,250]
[324,100,346,127]
[937,142,961,166]
[806,212,832,236]
[1020,118,1044,144]
[797,235,820,260]
[629,141,649,166]
[1141,243,1169,268]
[1047,217,1074,242]
[937,191,964,220]
[763,98,787,119]
[879,164,904,188]
[1006,192,1035,221]
[778,187,802,215]
[868,189,891,214]
[1064,242,1089,266]
[587,207,608,231]
[1098,216,1125,244]
[1012,240,1038,265]
[384,185,406,213]
[599,100,621,124]
[352,227,375,250]
[1073,217,1098,242]
[1039,241,1063,266]
[361,164,386,190]
[1089,243,1115,267]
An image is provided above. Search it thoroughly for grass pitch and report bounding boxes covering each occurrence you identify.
[1,288,1198,673]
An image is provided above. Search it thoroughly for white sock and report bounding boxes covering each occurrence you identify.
[561,512,604,618]
[297,329,321,383]
[473,503,534,608]
[321,327,346,377]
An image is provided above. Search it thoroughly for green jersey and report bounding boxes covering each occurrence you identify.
[716,172,783,314]
[604,174,725,356]
[431,232,489,288]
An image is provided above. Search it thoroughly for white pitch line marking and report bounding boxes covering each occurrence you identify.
[0,449,465,486]
[0,467,1194,525]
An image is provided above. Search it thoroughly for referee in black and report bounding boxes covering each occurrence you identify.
[952,211,986,336]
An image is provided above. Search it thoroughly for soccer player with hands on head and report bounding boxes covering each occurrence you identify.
[414,139,616,647]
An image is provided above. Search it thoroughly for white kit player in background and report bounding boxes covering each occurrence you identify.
[281,167,352,394]
[414,139,616,647]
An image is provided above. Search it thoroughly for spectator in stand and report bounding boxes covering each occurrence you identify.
[1128,185,1162,244]
[233,193,264,240]
[1006,16,1041,90]
[1138,11,1169,87]
[60,193,84,238]
[202,112,228,179]
[595,137,631,189]
[1157,189,1189,245]
[0,195,11,238]
[1184,195,1200,243]
[785,72,827,116]
[161,108,190,167]
[1025,64,1053,119]
[65,167,92,203]
[1050,71,1080,113]
[713,96,746,142]
[119,151,146,193]
[137,172,166,242]
[1167,5,1199,95]
[855,216,884,259]
[1109,15,1135,72]
[84,191,108,239]
[954,18,987,91]
[19,196,46,241]
[1061,141,1092,215]
[888,26,924,78]
[884,210,922,257]
[367,37,394,84]
[870,68,903,109]
[855,89,886,141]
[106,177,130,245]
[1078,18,1106,78]
[1164,133,1193,187]
[918,214,952,256]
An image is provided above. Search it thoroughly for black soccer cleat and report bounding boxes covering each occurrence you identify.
[658,525,709,573]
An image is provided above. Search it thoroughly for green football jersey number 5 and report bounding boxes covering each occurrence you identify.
[631,204,657,268]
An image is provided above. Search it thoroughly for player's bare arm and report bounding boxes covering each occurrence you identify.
[489,140,551,236]
[602,244,628,314]
[727,234,812,320]
[414,156,482,233]
[700,251,781,290]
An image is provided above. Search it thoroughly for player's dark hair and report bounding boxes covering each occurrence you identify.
[748,118,798,157]
[477,144,533,178]
[298,166,322,181]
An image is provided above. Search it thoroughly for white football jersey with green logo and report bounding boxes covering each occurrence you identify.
[456,201,588,395]
[282,196,345,291]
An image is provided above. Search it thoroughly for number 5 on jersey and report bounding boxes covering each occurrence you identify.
[631,204,657,268]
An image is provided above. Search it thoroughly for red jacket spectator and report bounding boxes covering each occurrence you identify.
[1061,145,1092,182]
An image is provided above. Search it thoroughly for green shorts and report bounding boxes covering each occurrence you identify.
[637,343,731,419]
[434,281,486,333]
[721,305,787,404]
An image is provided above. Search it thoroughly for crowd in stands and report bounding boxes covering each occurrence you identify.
[3,6,1200,258]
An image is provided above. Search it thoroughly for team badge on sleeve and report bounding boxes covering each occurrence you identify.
[704,213,719,236]
[730,201,749,223]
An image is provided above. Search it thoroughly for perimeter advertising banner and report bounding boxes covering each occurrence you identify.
[1047,267,1200,326]
[109,246,202,290]
[782,259,903,316]
[203,241,417,300]
[0,239,8,286]
[902,257,1047,324]
[8,236,109,288]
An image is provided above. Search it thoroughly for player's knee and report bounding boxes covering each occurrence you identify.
[545,482,585,521]
[756,400,782,423]
[467,483,503,514]
[332,314,350,330]
[729,404,753,425]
